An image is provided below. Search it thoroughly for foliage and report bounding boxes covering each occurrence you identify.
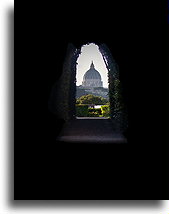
[88,108,101,117]
[99,44,128,132]
[76,94,108,105]
[53,44,80,122]
[76,104,89,117]
[101,105,110,117]
[76,99,80,104]
[88,112,100,117]
[113,79,124,112]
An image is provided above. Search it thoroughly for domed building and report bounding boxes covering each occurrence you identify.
[82,61,103,87]
[76,61,108,99]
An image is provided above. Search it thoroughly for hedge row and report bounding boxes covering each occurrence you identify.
[76,104,110,117]
[99,44,128,132]
[76,104,89,117]
[101,105,110,117]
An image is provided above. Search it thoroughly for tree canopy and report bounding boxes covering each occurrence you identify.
[76,94,108,105]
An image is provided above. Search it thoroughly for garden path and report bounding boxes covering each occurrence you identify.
[57,118,127,143]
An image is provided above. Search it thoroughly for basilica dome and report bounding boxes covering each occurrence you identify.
[82,61,103,87]
[83,62,101,80]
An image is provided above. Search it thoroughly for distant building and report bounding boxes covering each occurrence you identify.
[82,61,103,87]
[76,62,109,99]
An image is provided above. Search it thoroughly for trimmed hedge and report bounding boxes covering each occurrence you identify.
[99,44,128,131]
[88,108,101,117]
[76,104,89,117]
[88,112,100,117]
[101,105,110,117]
[76,105,103,117]
[88,108,101,115]
[76,94,108,105]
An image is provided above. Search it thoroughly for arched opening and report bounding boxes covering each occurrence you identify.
[76,43,110,118]
[49,42,128,142]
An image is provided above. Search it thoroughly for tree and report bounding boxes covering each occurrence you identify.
[76,94,108,105]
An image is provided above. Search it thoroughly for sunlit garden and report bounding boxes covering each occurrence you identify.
[76,94,110,118]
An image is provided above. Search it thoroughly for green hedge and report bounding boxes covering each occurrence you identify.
[88,108,101,115]
[76,105,110,117]
[88,108,101,117]
[101,105,110,117]
[76,104,89,117]
[88,112,100,117]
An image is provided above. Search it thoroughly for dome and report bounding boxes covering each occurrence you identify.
[82,61,103,88]
[83,62,101,80]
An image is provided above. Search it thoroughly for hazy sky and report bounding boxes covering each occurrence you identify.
[76,43,108,88]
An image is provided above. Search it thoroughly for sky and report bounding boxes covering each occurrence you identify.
[76,43,108,88]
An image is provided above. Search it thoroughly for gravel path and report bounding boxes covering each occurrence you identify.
[57,118,127,143]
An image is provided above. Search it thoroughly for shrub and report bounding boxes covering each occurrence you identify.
[101,105,110,117]
[76,104,89,117]
[88,108,101,115]
[88,112,100,117]
[76,94,108,105]
[88,108,101,117]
